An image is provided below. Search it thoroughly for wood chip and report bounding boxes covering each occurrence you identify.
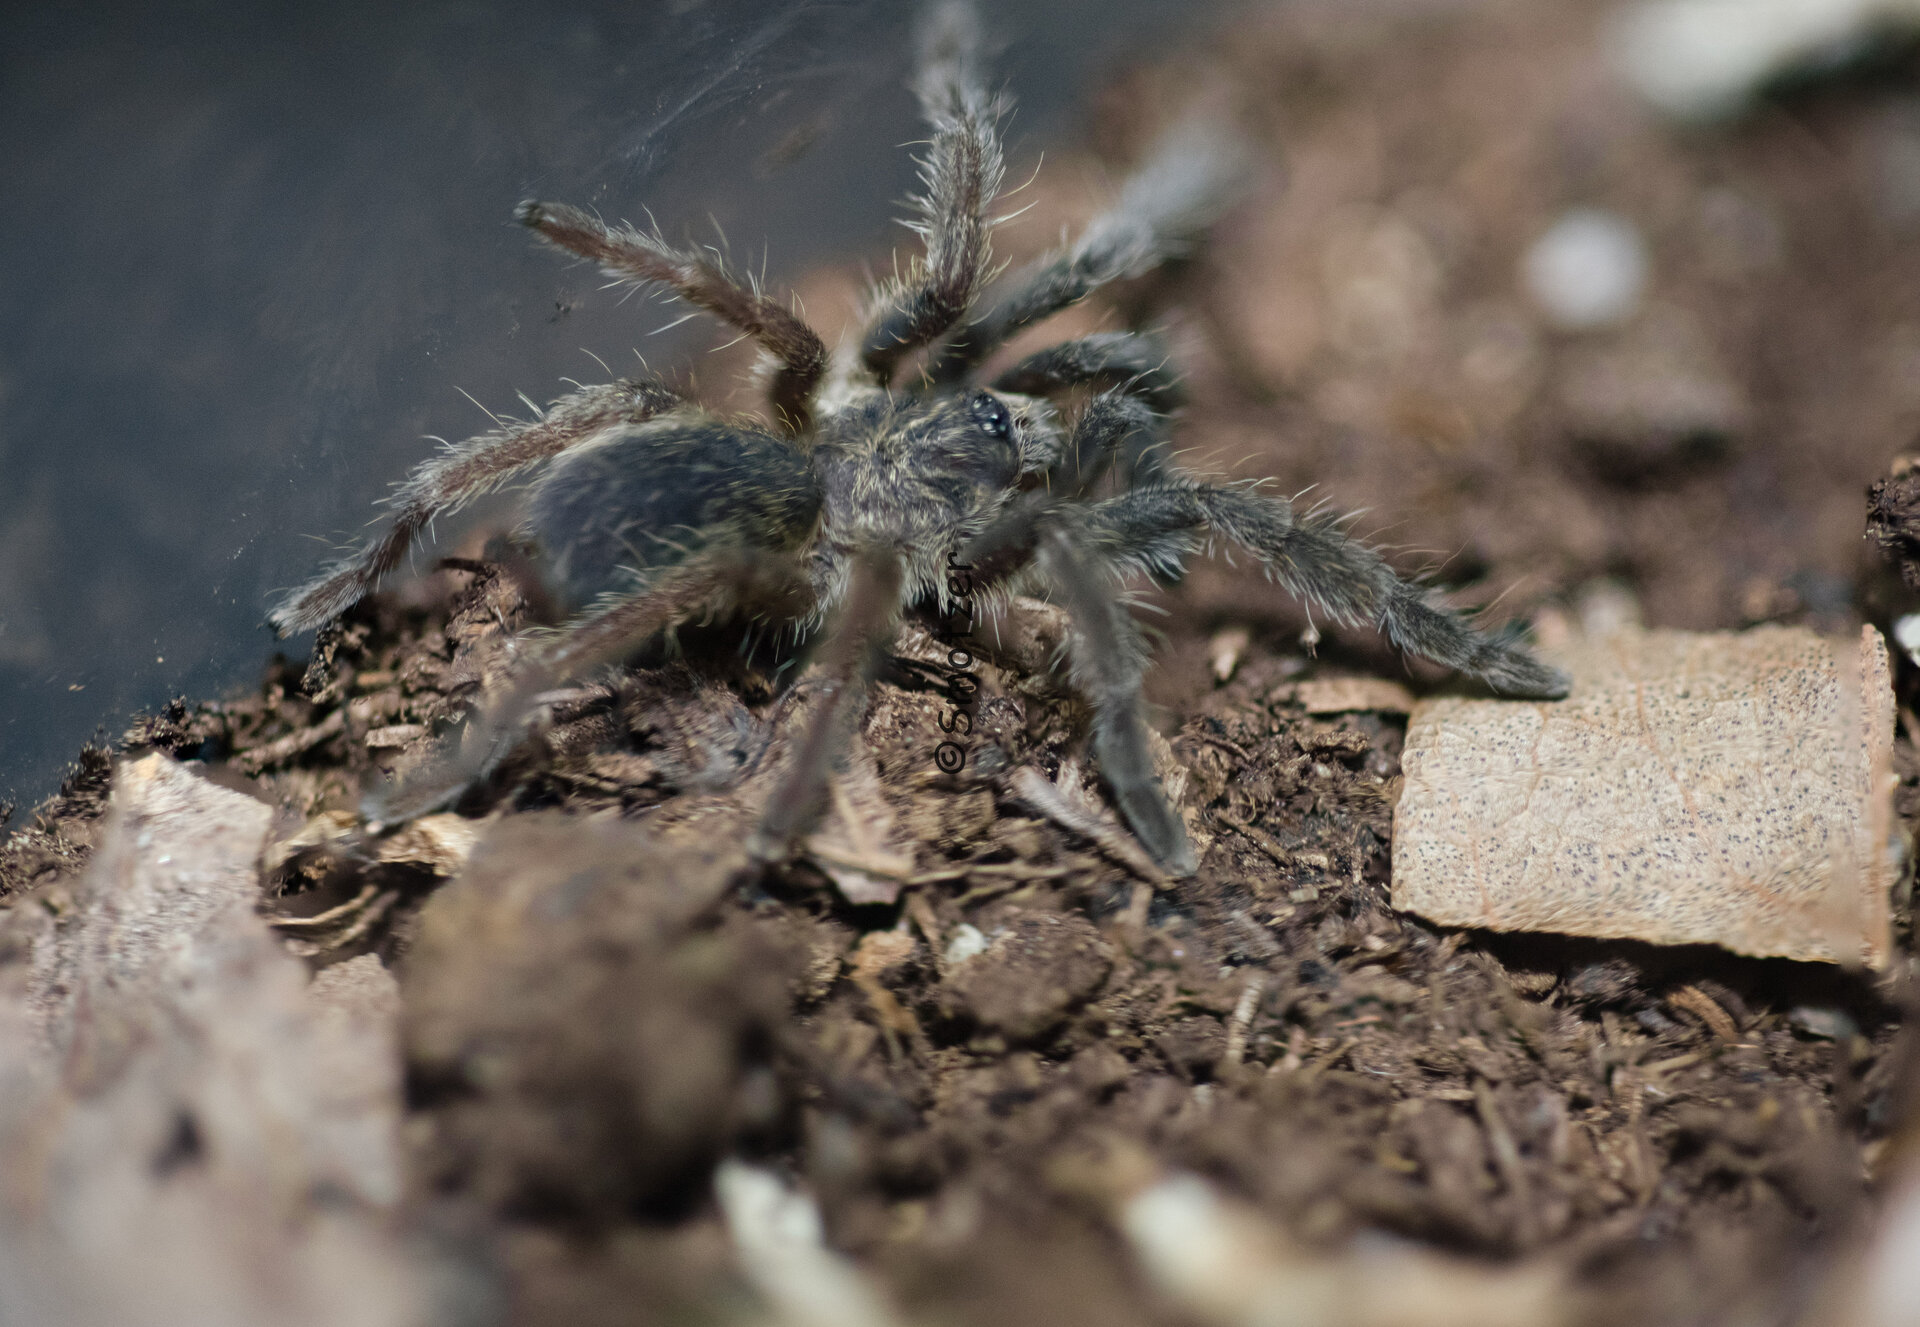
[1272,677,1418,714]
[263,808,360,873]
[1010,763,1169,886]
[1209,627,1251,682]
[1392,624,1895,966]
[364,723,426,749]
[375,812,480,876]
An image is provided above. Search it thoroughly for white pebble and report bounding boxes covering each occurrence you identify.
[1892,611,1920,667]
[943,923,988,966]
[1614,0,1920,123]
[1522,208,1649,331]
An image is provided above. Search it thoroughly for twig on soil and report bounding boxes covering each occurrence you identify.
[1009,765,1168,885]
[1121,879,1154,939]
[1215,810,1294,868]
[234,707,346,775]
[1474,1078,1533,1217]
[1222,975,1267,1068]
[268,885,400,957]
[266,882,380,930]
[1668,984,1743,1043]
[954,863,1075,907]
[903,892,945,964]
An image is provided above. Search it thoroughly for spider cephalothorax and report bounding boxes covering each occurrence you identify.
[271,2,1567,877]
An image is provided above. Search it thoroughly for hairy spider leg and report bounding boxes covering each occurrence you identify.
[1013,372,1567,699]
[859,1,1007,385]
[1082,484,1572,698]
[269,378,682,636]
[927,119,1243,383]
[1001,357,1185,500]
[516,202,828,434]
[992,330,1185,414]
[365,546,816,825]
[1036,524,1197,875]
[962,497,1197,875]
[747,545,905,863]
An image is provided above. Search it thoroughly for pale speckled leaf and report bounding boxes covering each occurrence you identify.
[1392,624,1894,966]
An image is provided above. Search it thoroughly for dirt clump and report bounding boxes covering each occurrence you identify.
[943,911,1115,1043]
[403,814,796,1222]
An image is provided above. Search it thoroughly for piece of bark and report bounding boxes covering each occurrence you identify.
[1272,677,1418,715]
[0,753,431,1327]
[1868,455,1920,590]
[1391,625,1894,966]
[375,811,481,876]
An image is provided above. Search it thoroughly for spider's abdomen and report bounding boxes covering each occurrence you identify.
[526,418,821,609]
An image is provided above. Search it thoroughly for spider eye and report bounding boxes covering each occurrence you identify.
[968,392,1013,442]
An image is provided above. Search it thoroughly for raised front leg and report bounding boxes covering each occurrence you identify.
[517,202,827,433]
[928,119,1242,382]
[858,1,1006,385]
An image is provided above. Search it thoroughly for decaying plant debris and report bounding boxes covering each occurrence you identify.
[11,0,1920,1322]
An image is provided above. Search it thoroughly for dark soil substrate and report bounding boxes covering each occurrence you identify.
[9,1,1920,1323]
[3,553,1911,1325]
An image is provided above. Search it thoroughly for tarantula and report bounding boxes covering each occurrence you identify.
[271,4,1567,877]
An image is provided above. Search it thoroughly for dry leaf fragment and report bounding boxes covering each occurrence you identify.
[1272,677,1418,714]
[715,1162,903,1327]
[1210,627,1251,682]
[848,931,922,1040]
[1392,625,1895,966]
[1010,763,1169,885]
[374,812,480,876]
[1119,1170,1570,1327]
